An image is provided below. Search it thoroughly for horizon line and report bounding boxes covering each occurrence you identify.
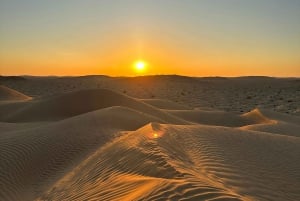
[1,74,299,79]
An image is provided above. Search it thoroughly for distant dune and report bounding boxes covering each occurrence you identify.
[0,77,299,201]
[0,89,185,124]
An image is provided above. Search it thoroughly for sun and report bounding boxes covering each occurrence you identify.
[134,60,147,73]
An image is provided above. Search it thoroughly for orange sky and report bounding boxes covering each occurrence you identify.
[1,1,299,77]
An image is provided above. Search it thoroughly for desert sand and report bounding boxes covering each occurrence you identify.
[0,75,299,201]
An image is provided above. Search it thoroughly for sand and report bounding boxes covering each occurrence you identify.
[0,76,299,201]
[0,85,31,102]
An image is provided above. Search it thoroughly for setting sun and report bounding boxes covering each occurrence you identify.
[134,61,147,73]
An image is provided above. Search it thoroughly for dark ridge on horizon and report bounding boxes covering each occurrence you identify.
[117,75,196,82]
[0,76,27,82]
[0,75,299,80]
[232,76,276,80]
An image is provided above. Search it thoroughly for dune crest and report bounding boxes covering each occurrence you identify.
[241,108,273,124]
[0,85,31,102]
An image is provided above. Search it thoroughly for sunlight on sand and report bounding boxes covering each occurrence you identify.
[147,132,162,139]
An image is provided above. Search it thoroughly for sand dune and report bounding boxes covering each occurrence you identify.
[140,98,192,110]
[241,109,272,124]
[36,123,300,201]
[1,82,299,201]
[0,85,31,102]
[0,89,187,124]
[0,106,171,201]
[164,108,276,127]
[241,121,300,137]
[255,108,300,125]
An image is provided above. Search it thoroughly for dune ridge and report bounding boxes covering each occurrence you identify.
[0,85,31,102]
[0,86,299,201]
[0,89,187,124]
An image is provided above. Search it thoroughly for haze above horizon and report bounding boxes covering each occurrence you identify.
[0,0,299,77]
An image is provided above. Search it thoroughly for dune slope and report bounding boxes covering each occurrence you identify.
[1,89,187,124]
[0,106,170,201]
[37,123,300,201]
[165,108,279,127]
[140,98,192,110]
[0,85,31,101]
[0,88,299,201]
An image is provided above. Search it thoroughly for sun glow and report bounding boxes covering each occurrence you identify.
[134,60,147,73]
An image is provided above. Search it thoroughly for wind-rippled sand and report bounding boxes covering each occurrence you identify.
[0,76,299,201]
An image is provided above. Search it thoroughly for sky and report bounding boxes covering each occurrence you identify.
[0,0,299,77]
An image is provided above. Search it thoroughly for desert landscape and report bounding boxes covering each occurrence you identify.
[1,1,300,200]
[0,75,299,201]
